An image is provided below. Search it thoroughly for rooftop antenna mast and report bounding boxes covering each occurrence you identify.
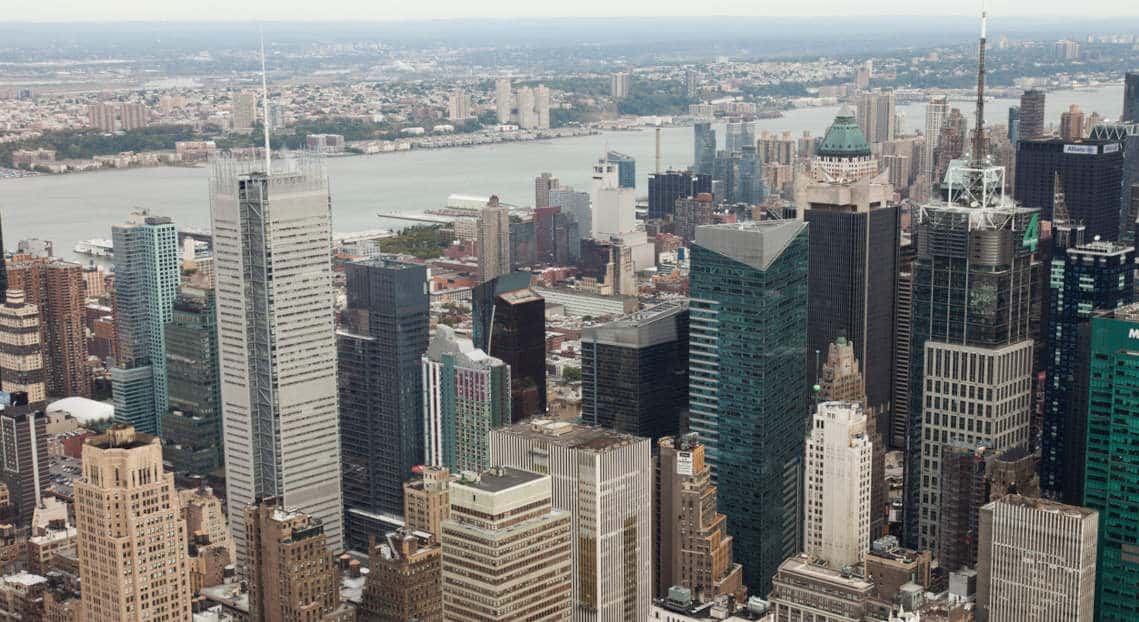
[260,26,272,175]
[973,4,987,162]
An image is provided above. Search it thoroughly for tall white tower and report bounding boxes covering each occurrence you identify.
[803,401,873,569]
[209,156,344,566]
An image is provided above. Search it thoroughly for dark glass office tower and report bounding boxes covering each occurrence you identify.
[694,122,717,176]
[1089,123,1139,245]
[1014,137,1124,240]
[581,300,689,441]
[509,219,535,270]
[161,283,223,476]
[647,170,712,220]
[1083,304,1139,621]
[1125,71,1139,123]
[534,206,579,266]
[736,146,764,205]
[473,273,547,420]
[1019,90,1045,140]
[606,150,636,189]
[1007,106,1020,143]
[906,183,1039,553]
[0,402,47,526]
[688,221,809,595]
[1042,237,1133,502]
[804,186,899,425]
[339,258,429,550]
[713,150,740,204]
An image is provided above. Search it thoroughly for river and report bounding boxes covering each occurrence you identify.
[0,84,1124,262]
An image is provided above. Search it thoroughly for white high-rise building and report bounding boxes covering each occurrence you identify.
[590,158,635,239]
[923,95,949,183]
[232,91,258,132]
[535,84,551,129]
[516,86,537,129]
[977,495,1098,622]
[477,196,511,283]
[495,79,512,124]
[610,72,630,99]
[803,401,873,569]
[491,419,652,622]
[855,91,897,144]
[209,156,343,567]
[448,89,472,121]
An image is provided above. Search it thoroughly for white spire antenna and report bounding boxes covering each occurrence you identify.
[260,26,272,176]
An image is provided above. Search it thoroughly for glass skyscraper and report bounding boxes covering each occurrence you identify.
[606,150,636,189]
[1083,304,1139,621]
[1042,237,1133,502]
[906,163,1040,554]
[339,257,430,550]
[694,122,717,176]
[581,300,689,442]
[688,221,808,594]
[111,211,179,436]
[161,282,223,475]
[1014,137,1124,241]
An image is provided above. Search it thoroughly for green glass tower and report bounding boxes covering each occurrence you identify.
[688,220,809,595]
[161,282,222,475]
[111,211,180,436]
[1083,303,1139,621]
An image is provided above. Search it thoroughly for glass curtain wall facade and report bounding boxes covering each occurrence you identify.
[688,221,809,595]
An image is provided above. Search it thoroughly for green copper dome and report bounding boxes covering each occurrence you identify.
[817,106,871,158]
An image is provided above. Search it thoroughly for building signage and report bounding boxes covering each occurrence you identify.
[677,451,694,475]
[1104,143,1121,154]
[1063,144,1098,155]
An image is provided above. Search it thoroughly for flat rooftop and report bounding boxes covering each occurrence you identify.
[456,466,544,493]
[498,418,646,452]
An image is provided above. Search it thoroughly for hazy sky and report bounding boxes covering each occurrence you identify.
[10,0,1139,22]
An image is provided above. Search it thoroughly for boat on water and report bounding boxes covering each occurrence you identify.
[73,239,113,258]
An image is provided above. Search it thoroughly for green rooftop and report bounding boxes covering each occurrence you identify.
[817,106,872,158]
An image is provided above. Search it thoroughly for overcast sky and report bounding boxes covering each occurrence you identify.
[10,0,1139,22]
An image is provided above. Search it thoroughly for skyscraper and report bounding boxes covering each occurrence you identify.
[1015,136,1125,241]
[441,467,572,622]
[535,172,560,209]
[547,188,591,245]
[1082,303,1139,620]
[339,257,429,549]
[581,300,689,442]
[495,78,512,124]
[693,122,717,177]
[1007,106,1020,143]
[1019,90,1046,139]
[473,273,546,420]
[724,121,755,153]
[606,151,636,189]
[7,259,90,398]
[937,442,991,573]
[803,112,898,425]
[610,72,630,99]
[232,91,258,132]
[1060,104,1086,141]
[976,495,1098,622]
[111,211,179,436]
[647,170,712,220]
[688,221,809,594]
[422,325,510,474]
[655,434,746,603]
[490,420,652,622]
[803,402,873,570]
[245,497,352,622]
[1042,230,1133,502]
[908,167,1039,554]
[76,426,191,621]
[447,88,471,121]
[1123,71,1139,123]
[161,280,223,475]
[855,90,897,144]
[736,145,764,205]
[533,206,579,265]
[591,158,636,238]
[924,95,950,186]
[477,196,511,283]
[0,290,45,403]
[0,402,47,526]
[210,156,343,562]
